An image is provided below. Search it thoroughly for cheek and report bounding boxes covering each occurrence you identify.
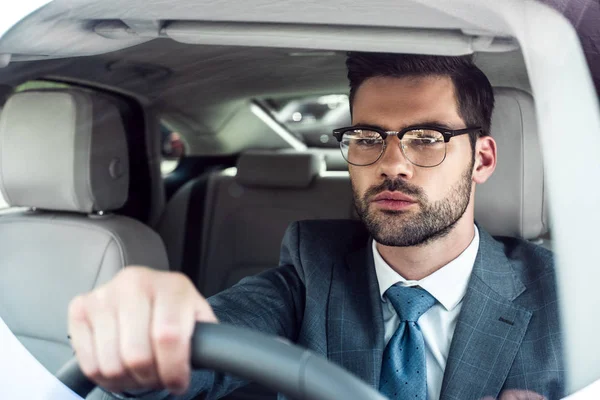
[416,169,460,201]
[417,175,445,201]
[446,137,473,165]
[349,166,375,194]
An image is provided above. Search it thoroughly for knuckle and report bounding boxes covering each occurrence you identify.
[118,267,159,294]
[121,351,154,372]
[80,363,101,380]
[165,271,191,289]
[100,364,127,381]
[119,266,148,284]
[68,295,87,320]
[151,324,187,346]
[90,286,111,307]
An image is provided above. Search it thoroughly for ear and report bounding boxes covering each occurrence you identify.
[472,136,496,184]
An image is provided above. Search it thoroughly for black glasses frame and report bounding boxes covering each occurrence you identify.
[332,124,482,167]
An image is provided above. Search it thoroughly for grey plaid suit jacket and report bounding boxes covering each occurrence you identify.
[139,219,564,400]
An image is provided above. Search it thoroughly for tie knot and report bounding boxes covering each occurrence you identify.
[384,284,436,322]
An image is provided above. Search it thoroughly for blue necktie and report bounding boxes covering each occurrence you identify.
[379,284,436,400]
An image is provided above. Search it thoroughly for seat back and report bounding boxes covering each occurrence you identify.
[159,150,356,296]
[0,89,169,374]
[201,151,355,296]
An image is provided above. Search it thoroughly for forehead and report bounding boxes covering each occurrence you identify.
[351,75,463,129]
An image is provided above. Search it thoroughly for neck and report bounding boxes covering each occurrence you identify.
[375,216,475,281]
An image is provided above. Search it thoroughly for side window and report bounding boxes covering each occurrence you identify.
[160,122,186,175]
[16,80,71,92]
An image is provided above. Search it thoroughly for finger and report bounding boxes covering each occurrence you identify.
[87,287,141,393]
[117,276,161,389]
[194,294,218,324]
[68,295,100,379]
[150,274,198,395]
[499,389,546,400]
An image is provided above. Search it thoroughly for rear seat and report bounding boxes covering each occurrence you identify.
[158,150,355,296]
[159,87,551,298]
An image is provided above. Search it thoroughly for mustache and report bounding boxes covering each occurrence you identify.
[364,179,424,202]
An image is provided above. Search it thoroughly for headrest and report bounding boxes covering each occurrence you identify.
[475,88,546,239]
[236,150,323,189]
[0,89,129,213]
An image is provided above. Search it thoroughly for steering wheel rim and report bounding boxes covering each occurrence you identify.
[56,323,387,400]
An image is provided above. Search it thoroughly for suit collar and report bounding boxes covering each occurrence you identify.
[440,227,532,400]
[471,226,526,301]
[372,226,480,311]
[325,225,532,397]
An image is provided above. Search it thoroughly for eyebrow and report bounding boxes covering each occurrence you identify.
[351,121,457,131]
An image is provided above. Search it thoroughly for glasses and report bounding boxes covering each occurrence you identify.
[332,125,482,167]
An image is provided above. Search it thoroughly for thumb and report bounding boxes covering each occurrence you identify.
[193,293,219,324]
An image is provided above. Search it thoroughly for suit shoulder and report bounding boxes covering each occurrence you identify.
[280,219,368,267]
[294,219,369,248]
[493,235,555,285]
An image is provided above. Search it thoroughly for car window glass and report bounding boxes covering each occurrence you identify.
[16,80,71,92]
[160,122,186,175]
[264,94,350,148]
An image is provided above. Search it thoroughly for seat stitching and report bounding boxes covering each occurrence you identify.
[90,237,115,290]
[12,332,72,346]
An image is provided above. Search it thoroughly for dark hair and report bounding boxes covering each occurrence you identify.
[346,52,495,149]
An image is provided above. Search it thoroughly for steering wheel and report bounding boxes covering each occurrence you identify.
[56,323,387,400]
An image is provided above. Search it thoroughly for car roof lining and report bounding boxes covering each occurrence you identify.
[0,0,514,60]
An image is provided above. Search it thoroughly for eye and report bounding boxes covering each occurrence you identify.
[413,137,438,145]
[356,137,380,147]
[404,130,444,146]
[344,130,383,147]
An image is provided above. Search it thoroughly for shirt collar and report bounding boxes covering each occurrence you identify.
[372,225,480,311]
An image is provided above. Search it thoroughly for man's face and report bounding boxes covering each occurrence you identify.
[350,75,475,247]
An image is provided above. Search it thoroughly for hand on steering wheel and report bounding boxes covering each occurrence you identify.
[58,323,387,400]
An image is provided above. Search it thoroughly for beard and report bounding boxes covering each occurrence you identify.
[352,164,474,247]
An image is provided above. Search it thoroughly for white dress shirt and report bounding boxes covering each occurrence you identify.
[373,226,479,400]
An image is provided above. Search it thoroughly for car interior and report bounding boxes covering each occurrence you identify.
[1,0,598,399]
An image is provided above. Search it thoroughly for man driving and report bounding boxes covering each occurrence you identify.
[68,52,562,400]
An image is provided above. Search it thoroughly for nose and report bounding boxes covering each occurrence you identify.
[377,136,414,179]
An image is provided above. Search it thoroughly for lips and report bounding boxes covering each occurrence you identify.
[371,191,417,211]
[372,191,416,203]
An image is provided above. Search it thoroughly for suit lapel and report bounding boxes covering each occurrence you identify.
[327,240,385,388]
[440,229,533,400]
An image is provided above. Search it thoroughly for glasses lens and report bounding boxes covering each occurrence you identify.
[401,129,446,167]
[340,129,384,165]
